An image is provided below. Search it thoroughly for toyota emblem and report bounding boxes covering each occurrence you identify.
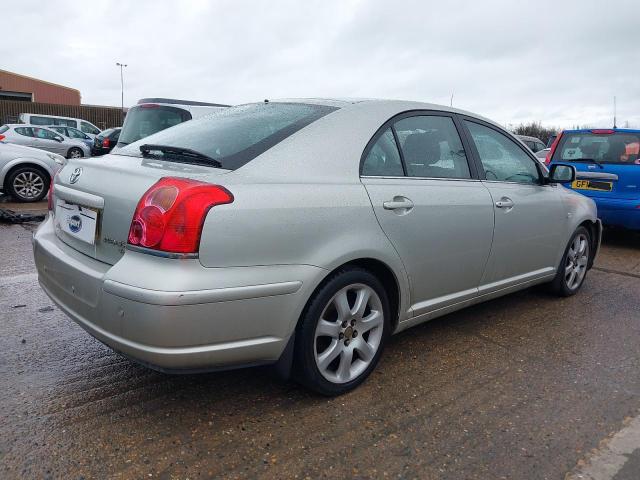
[69,167,83,184]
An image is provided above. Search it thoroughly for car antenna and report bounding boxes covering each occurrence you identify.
[264,99,269,103]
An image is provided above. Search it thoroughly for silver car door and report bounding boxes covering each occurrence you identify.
[462,119,566,293]
[32,127,65,155]
[361,114,494,318]
[12,127,37,148]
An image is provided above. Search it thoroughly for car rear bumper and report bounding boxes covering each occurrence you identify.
[593,197,640,230]
[33,216,325,371]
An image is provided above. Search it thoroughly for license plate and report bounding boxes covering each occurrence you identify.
[572,179,613,192]
[55,199,98,244]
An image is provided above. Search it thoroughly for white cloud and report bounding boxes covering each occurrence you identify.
[2,0,639,128]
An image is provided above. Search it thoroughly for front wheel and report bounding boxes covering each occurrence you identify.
[67,147,84,159]
[550,226,591,296]
[293,267,390,396]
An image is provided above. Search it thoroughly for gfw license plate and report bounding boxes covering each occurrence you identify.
[572,179,613,192]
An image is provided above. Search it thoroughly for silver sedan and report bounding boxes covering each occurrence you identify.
[33,99,601,395]
[0,124,90,159]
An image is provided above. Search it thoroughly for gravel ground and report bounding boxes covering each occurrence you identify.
[1,219,639,479]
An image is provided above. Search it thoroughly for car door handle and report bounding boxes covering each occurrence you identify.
[383,197,414,211]
[495,197,514,209]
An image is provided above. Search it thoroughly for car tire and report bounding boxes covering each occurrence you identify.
[6,166,50,203]
[549,226,591,297]
[67,147,84,159]
[293,267,391,396]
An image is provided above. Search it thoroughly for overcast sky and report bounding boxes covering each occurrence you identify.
[3,0,639,128]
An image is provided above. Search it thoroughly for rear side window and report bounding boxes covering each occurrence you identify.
[30,116,52,126]
[0,125,9,134]
[116,102,338,170]
[553,132,640,165]
[15,127,34,137]
[118,105,192,145]
[362,128,404,176]
[395,116,470,179]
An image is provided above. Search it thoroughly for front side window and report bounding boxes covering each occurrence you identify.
[362,128,404,176]
[81,121,100,135]
[465,121,540,184]
[15,127,34,137]
[552,132,640,165]
[395,116,470,179]
[116,102,338,170]
[67,127,85,139]
[33,127,59,140]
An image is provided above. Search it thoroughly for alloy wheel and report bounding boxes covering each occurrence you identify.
[12,171,45,200]
[69,148,83,158]
[314,283,384,384]
[565,233,589,290]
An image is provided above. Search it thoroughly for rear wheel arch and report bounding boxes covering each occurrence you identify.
[578,219,598,268]
[301,258,402,334]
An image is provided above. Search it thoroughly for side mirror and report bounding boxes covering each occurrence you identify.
[548,164,575,183]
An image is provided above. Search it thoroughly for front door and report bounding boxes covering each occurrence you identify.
[462,119,567,292]
[361,113,495,316]
[32,127,66,155]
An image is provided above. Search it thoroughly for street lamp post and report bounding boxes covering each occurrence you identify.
[116,62,127,119]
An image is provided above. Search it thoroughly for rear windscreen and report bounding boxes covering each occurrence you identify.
[118,105,192,146]
[115,102,338,170]
[552,132,640,165]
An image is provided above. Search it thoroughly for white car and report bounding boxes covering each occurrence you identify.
[116,98,229,149]
[0,140,64,202]
[0,124,91,159]
[18,113,101,138]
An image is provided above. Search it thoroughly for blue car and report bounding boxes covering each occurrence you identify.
[548,128,640,230]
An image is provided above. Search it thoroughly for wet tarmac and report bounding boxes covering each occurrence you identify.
[1,217,640,479]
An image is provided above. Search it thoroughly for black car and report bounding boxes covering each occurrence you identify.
[92,128,121,156]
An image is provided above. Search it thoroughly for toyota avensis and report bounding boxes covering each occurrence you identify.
[33,99,601,395]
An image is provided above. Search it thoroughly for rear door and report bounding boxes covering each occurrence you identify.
[12,127,37,147]
[462,119,566,292]
[361,112,495,316]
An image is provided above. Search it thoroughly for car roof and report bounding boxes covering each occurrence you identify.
[270,98,503,127]
[137,98,230,107]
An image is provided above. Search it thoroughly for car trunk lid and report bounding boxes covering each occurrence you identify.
[52,154,230,265]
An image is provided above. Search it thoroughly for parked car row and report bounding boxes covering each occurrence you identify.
[35,98,603,395]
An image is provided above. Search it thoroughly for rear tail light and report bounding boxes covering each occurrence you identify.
[128,177,233,254]
[0,135,5,141]
[590,129,615,135]
[545,132,563,165]
[102,138,110,148]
